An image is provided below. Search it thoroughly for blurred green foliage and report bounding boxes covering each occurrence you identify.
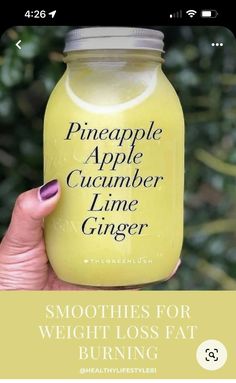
[0,26,236,290]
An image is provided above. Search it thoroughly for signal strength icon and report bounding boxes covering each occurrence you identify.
[170,10,182,18]
[186,9,197,18]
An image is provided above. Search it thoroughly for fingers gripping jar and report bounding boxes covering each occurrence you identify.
[44,27,184,288]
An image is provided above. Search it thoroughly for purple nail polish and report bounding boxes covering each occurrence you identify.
[39,179,59,201]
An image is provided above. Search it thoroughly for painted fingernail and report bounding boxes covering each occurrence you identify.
[39,179,59,201]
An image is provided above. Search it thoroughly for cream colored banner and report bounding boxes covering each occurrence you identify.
[0,291,235,379]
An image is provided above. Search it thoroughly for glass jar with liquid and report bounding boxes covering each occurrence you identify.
[44,27,184,288]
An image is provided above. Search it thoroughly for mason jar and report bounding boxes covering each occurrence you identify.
[44,27,184,288]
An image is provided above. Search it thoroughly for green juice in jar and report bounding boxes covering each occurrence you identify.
[44,27,184,287]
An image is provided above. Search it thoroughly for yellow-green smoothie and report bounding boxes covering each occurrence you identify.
[44,28,184,287]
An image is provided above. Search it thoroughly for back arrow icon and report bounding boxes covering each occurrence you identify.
[16,40,22,50]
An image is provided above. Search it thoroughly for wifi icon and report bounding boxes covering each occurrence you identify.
[186,9,197,18]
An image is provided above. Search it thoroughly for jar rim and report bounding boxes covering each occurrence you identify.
[64,27,164,53]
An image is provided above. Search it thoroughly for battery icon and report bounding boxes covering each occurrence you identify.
[201,9,218,18]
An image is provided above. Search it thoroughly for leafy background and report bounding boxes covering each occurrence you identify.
[0,26,236,290]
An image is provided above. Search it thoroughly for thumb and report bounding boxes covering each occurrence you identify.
[0,179,60,290]
[1,179,60,253]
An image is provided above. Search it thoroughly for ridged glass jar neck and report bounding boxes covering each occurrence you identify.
[64,49,164,65]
